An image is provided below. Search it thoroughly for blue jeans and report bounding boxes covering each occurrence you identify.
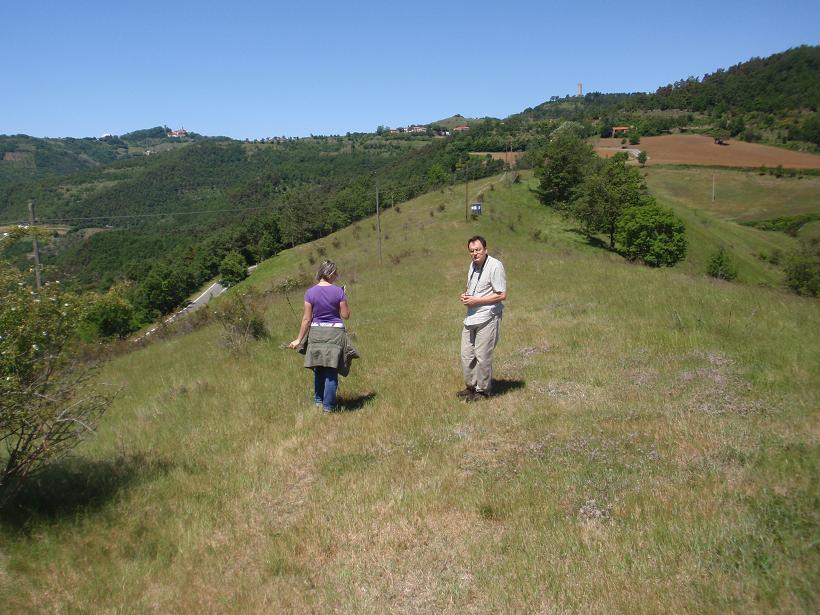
[313,367,338,410]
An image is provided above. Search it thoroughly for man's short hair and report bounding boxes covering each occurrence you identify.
[467,235,487,248]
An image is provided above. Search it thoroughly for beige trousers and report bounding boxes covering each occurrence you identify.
[460,315,501,393]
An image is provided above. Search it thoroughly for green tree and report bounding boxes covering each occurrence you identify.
[550,121,587,140]
[615,204,687,266]
[0,229,111,507]
[427,163,449,186]
[83,286,136,339]
[134,264,187,318]
[254,232,280,262]
[219,251,248,287]
[710,128,731,144]
[571,153,652,249]
[784,239,819,297]
[535,134,595,208]
[637,150,648,167]
[801,114,820,147]
[728,116,746,137]
[706,246,738,280]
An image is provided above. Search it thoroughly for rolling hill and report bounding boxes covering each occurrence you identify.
[0,172,817,611]
[1,47,818,326]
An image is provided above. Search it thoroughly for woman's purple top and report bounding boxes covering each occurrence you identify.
[305,284,347,324]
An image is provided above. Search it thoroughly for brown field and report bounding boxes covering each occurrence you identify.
[593,134,820,169]
[470,151,524,165]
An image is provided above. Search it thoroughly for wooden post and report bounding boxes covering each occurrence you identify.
[28,201,42,291]
[376,186,382,265]
[465,169,469,222]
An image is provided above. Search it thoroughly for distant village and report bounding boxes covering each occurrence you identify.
[388,124,470,136]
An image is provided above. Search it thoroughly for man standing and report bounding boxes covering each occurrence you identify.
[458,235,507,402]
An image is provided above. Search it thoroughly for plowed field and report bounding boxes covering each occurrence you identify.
[593,134,820,169]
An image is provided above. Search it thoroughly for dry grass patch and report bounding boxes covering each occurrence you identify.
[323,509,498,614]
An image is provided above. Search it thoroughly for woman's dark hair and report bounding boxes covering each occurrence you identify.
[316,260,337,282]
[467,235,487,248]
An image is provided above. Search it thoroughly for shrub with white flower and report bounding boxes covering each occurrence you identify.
[0,231,112,507]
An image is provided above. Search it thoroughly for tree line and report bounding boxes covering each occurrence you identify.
[534,126,687,267]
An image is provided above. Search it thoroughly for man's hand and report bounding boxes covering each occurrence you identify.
[461,291,505,307]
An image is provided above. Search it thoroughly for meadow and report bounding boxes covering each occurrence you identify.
[0,173,818,612]
[645,167,814,285]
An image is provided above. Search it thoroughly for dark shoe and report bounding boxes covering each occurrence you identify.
[456,386,476,399]
[466,390,490,403]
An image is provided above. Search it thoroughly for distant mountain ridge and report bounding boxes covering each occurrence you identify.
[1,46,818,323]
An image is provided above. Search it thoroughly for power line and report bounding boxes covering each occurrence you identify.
[0,173,480,227]
[0,204,278,226]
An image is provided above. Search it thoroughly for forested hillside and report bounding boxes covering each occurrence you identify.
[0,127,204,185]
[513,45,820,148]
[2,46,818,333]
[1,132,504,324]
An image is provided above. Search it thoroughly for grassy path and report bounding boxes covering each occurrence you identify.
[1,175,818,612]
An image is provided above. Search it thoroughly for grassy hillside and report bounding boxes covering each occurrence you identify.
[645,167,815,285]
[1,174,817,612]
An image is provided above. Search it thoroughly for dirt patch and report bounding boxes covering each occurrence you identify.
[470,151,523,165]
[674,351,763,416]
[79,227,111,239]
[593,134,820,169]
[2,151,31,162]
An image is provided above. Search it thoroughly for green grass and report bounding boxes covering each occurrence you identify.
[645,167,820,222]
[1,173,818,612]
[645,167,819,285]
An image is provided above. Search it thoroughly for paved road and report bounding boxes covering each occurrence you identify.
[137,265,258,340]
[185,281,226,312]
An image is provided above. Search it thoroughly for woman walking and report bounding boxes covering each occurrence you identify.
[288,260,354,412]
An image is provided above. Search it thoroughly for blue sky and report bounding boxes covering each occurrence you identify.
[1,1,818,139]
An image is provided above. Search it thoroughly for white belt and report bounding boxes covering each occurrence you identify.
[311,322,345,328]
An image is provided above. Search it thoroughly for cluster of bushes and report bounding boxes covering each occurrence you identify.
[211,289,269,351]
[741,213,820,236]
[706,246,738,281]
[535,130,687,266]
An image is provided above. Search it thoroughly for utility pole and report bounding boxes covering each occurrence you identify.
[28,201,42,291]
[712,174,716,202]
[376,185,382,265]
[465,167,469,222]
